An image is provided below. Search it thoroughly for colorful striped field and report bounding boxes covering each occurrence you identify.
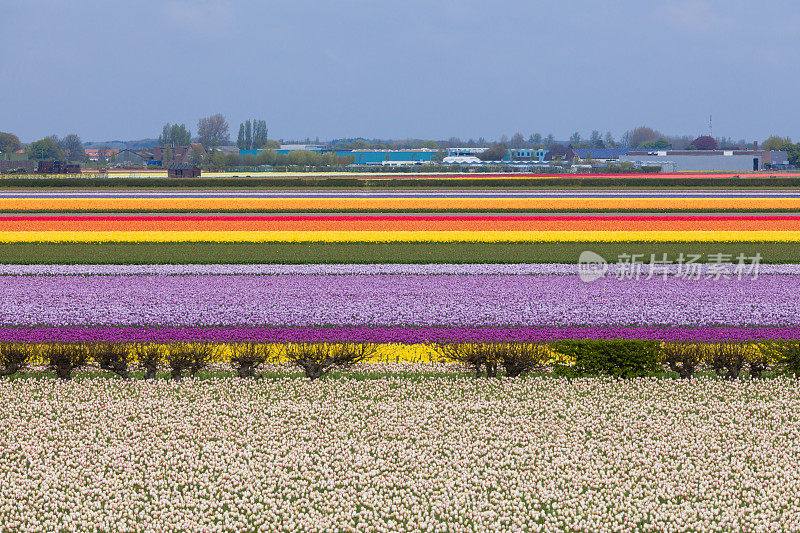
[4,189,800,211]
[1,214,800,242]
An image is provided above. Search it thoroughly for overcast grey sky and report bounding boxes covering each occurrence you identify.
[1,0,797,143]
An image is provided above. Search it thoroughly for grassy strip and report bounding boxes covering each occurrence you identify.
[0,241,794,264]
[3,176,800,188]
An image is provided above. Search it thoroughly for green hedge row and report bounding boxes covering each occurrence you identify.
[2,176,800,188]
[552,340,662,378]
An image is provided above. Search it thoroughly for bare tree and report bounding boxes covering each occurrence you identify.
[91,343,132,379]
[661,343,703,379]
[197,114,230,149]
[134,344,164,380]
[0,343,33,377]
[230,343,274,378]
[284,343,378,380]
[626,126,661,148]
[46,344,90,380]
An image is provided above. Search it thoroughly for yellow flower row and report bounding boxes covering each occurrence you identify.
[3,230,800,242]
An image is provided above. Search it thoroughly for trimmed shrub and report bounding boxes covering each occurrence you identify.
[0,343,32,377]
[661,343,703,379]
[164,343,220,380]
[552,340,661,378]
[91,343,132,378]
[706,343,750,380]
[46,344,90,380]
[432,343,497,377]
[284,343,378,380]
[134,344,164,380]
[230,343,273,378]
[492,343,549,378]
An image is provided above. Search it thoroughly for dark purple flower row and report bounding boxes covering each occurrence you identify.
[2,326,799,343]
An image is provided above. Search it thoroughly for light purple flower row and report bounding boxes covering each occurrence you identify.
[1,273,799,327]
[2,263,799,276]
[0,325,797,343]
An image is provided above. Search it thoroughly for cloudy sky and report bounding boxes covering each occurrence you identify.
[1,0,797,143]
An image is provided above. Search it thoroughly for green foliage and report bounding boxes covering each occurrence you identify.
[27,137,63,161]
[0,132,21,157]
[762,341,800,377]
[552,340,662,378]
[639,137,671,150]
[158,123,191,146]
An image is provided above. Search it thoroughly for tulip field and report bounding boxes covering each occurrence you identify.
[5,180,800,531]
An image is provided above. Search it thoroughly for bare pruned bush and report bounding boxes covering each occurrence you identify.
[492,343,549,377]
[433,343,547,378]
[746,349,772,379]
[90,343,133,379]
[164,343,220,380]
[706,343,753,380]
[133,344,164,380]
[432,343,497,377]
[661,343,703,379]
[230,343,274,378]
[46,343,90,380]
[0,343,33,377]
[284,343,378,380]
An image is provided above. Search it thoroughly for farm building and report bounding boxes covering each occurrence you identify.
[151,143,207,166]
[620,150,789,171]
[37,161,81,174]
[167,163,201,178]
[115,149,152,167]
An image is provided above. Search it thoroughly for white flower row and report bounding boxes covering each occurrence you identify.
[1,373,800,531]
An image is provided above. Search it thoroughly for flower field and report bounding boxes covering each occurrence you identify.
[5,189,800,212]
[6,182,800,530]
[3,376,800,531]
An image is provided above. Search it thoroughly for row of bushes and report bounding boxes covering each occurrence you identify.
[0,342,378,381]
[1,176,799,188]
[434,340,800,380]
[2,340,800,381]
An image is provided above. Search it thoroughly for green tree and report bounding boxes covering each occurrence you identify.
[159,123,190,146]
[237,123,246,150]
[589,130,603,148]
[245,120,252,150]
[477,144,508,161]
[0,132,22,157]
[171,124,191,146]
[762,136,792,151]
[27,137,63,160]
[158,123,172,145]
[639,137,671,150]
[568,132,582,147]
[188,145,205,166]
[252,120,269,149]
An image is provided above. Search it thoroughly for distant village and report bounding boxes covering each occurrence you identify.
[0,119,795,175]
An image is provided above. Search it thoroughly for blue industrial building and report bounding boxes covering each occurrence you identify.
[238,147,436,165]
[350,149,436,165]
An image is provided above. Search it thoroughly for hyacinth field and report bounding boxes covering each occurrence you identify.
[5,179,800,531]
